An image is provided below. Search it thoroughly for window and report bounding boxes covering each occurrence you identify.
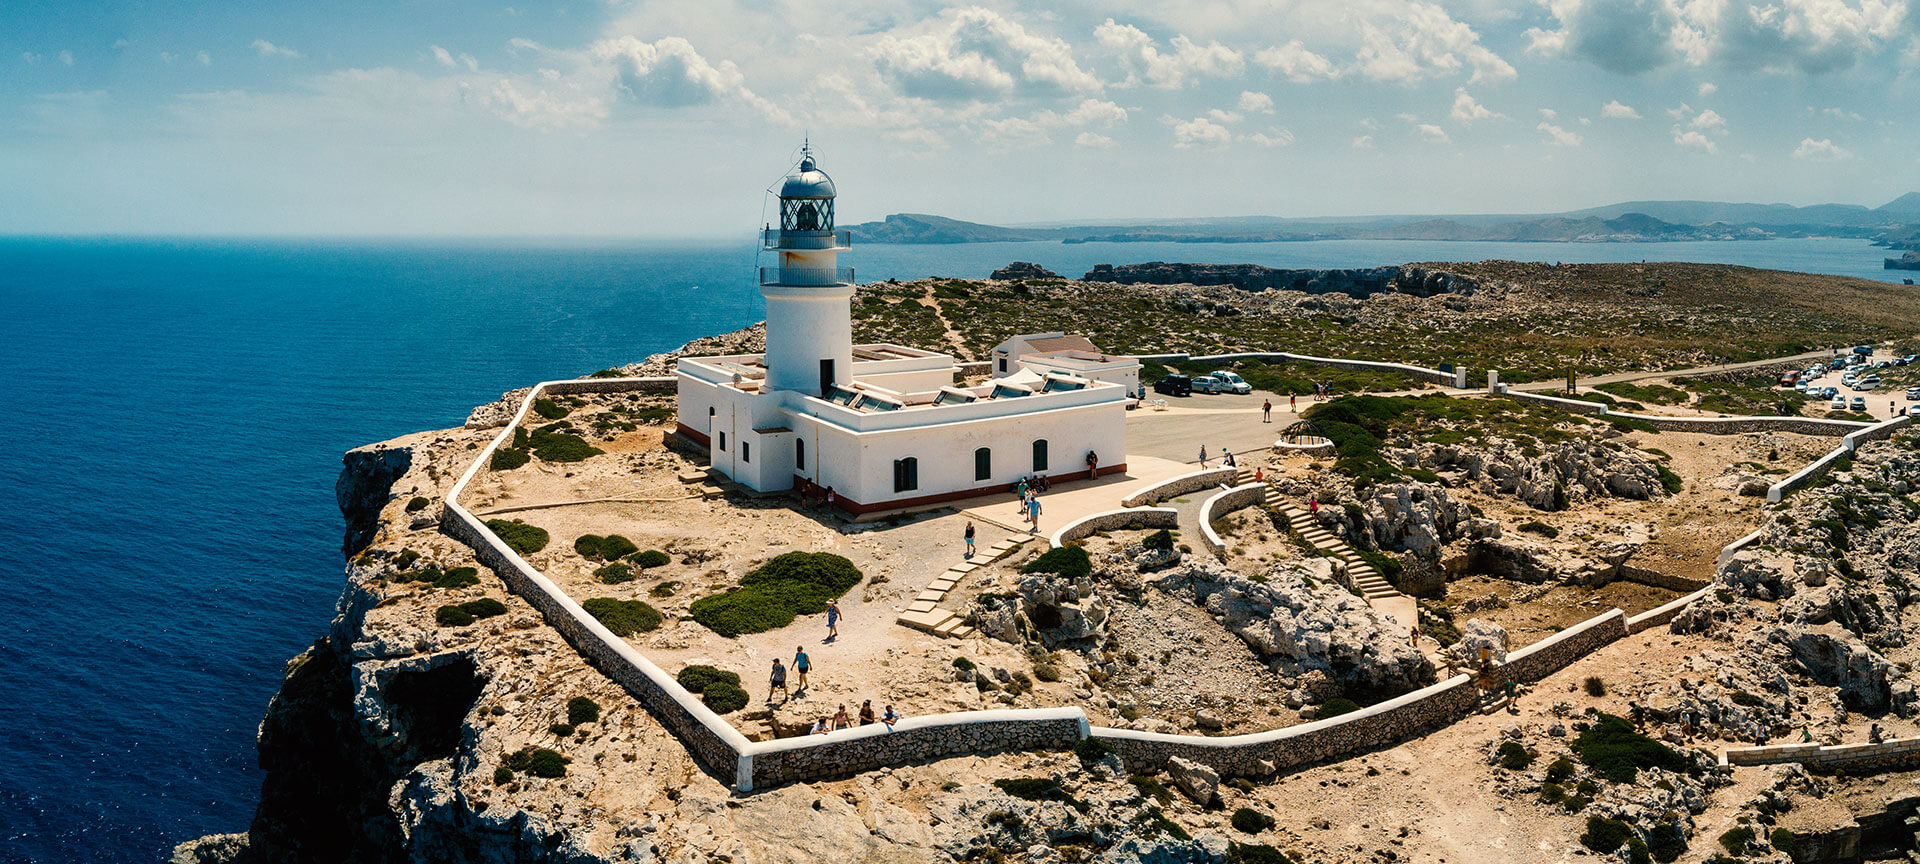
[893,457,919,493]
[795,439,805,471]
[998,357,1008,374]
[974,447,992,481]
[718,431,727,451]
[742,441,751,463]
[1032,439,1049,472]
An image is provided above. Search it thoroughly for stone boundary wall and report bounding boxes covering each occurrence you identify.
[1501,390,1609,416]
[1626,585,1716,634]
[1498,389,1876,436]
[1618,566,1708,593]
[1485,609,1630,687]
[1185,351,1458,386]
[1725,737,1920,771]
[1768,415,1913,503]
[1049,507,1179,549]
[1092,675,1479,776]
[1717,527,1767,569]
[1199,483,1270,557]
[1120,468,1239,507]
[749,708,1089,784]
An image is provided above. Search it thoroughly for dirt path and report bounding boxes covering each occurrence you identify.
[1509,347,1841,392]
[920,285,968,357]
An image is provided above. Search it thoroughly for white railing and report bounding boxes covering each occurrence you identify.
[759,265,855,286]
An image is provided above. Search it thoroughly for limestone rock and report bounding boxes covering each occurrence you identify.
[1447,618,1510,667]
[989,261,1060,281]
[1166,756,1220,806]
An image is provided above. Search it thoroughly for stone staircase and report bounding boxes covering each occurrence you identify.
[1234,468,1401,603]
[894,535,1033,639]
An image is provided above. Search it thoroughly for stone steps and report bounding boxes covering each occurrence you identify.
[1267,485,1411,607]
[889,535,1031,639]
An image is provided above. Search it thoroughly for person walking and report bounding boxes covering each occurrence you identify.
[1262,399,1272,422]
[1289,393,1296,412]
[859,700,876,725]
[1309,495,1318,515]
[964,520,976,559]
[825,599,840,641]
[1029,497,1042,534]
[1198,445,1209,467]
[793,646,811,692]
[769,658,788,702]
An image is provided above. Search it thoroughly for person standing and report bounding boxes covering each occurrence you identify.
[859,700,876,725]
[793,646,811,692]
[1198,445,1209,467]
[964,520,976,559]
[1085,449,1099,477]
[1262,399,1272,422]
[1029,497,1042,534]
[825,599,840,641]
[769,658,788,702]
[1289,393,1296,412]
[1309,496,1318,515]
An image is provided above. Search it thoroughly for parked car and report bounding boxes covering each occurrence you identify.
[1853,380,1880,392]
[1153,374,1193,397]
[1851,396,1868,411]
[1778,371,1800,386]
[1189,375,1229,394]
[1208,370,1254,394]
[1831,395,1849,410]
[1909,404,1920,417]
[1907,386,1920,401]
[1854,345,1875,356]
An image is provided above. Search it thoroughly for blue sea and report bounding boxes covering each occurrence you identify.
[0,235,1905,863]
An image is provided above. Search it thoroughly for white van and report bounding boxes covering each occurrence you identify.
[1209,370,1253,395]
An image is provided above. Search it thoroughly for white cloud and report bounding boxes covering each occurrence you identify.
[1417,123,1450,143]
[1238,90,1275,113]
[590,35,779,119]
[251,40,303,59]
[1097,19,1244,89]
[1819,106,1865,120]
[1246,127,1295,147]
[1689,108,1726,132]
[1697,81,1717,95]
[979,115,1052,148]
[1451,87,1502,122]
[196,51,212,66]
[429,45,477,71]
[159,51,175,64]
[1253,40,1337,81]
[873,7,1101,101]
[1674,129,1717,152]
[1793,137,1855,160]
[1601,100,1640,119]
[1169,115,1233,147]
[1062,98,1128,126]
[22,51,40,64]
[481,79,608,132]
[1353,2,1516,84]
[1074,131,1115,148]
[1540,107,1557,119]
[1528,0,1910,76]
[1207,108,1243,124]
[1537,121,1582,145]
[1352,134,1376,149]
[58,50,74,67]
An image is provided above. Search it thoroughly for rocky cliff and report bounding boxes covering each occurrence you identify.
[1080,262,1481,299]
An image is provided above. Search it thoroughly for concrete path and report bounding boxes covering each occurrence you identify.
[1507,348,1842,392]
[958,455,1190,535]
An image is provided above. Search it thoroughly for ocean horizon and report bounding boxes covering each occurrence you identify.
[0,234,1905,863]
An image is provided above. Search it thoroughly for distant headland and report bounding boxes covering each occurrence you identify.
[846,193,1920,245]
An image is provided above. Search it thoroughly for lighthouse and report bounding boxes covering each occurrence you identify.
[760,146,854,396]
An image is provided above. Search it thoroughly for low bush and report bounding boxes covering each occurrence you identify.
[1033,663,1061,682]
[490,447,530,470]
[435,605,475,627]
[1230,808,1275,834]
[492,766,513,785]
[1497,741,1535,770]
[526,423,602,463]
[1581,816,1635,853]
[549,723,574,737]
[1518,520,1560,538]
[434,566,480,589]
[1022,546,1092,579]
[1143,529,1175,551]
[676,664,741,694]
[461,598,507,618]
[504,746,569,778]
[581,597,663,635]
[1584,676,1607,697]
[1354,548,1403,587]
[700,682,750,714]
[433,598,507,627]
[594,563,634,584]
[567,696,600,726]
[486,519,549,555]
[533,397,569,420]
[689,552,863,637]
[1317,697,1360,719]
[994,778,1080,808]
[574,535,603,558]
[1769,827,1796,855]
[1655,464,1685,495]
[632,549,671,568]
[1571,712,1688,783]
[1718,826,1755,855]
[1226,843,1294,864]
[406,496,431,512]
[649,580,680,597]
[952,656,976,671]
[1545,756,1577,782]
[598,535,639,560]
[1073,737,1113,762]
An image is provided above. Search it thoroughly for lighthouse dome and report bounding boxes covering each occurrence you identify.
[779,154,836,199]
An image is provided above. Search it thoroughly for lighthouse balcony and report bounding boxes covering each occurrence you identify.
[760,265,855,287]
[762,228,851,251]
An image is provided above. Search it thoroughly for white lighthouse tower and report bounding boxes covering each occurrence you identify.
[760,146,854,396]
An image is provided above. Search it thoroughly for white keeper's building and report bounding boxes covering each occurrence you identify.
[674,149,1128,515]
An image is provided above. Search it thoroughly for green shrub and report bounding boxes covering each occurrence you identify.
[582,597,663,635]
[490,447,530,470]
[574,535,603,558]
[994,777,1078,805]
[688,552,863,637]
[952,656,976,672]
[1518,520,1560,538]
[1584,676,1606,697]
[504,747,569,778]
[1226,843,1293,864]
[461,598,506,618]
[435,605,475,627]
[1571,713,1688,783]
[567,696,600,725]
[1655,464,1685,495]
[1545,756,1577,782]
[676,664,741,694]
[492,766,513,785]
[649,580,680,597]
[1073,737,1113,762]
[1717,826,1755,855]
[632,549,671,568]
[1768,827,1795,855]
[1317,697,1360,718]
[406,496,431,512]
[700,681,749,714]
[1022,546,1092,578]
[594,563,635,584]
[486,519,549,555]
[1354,548,1403,587]
[1648,820,1689,862]
[533,397,569,420]
[1033,663,1061,682]
[549,722,574,737]
[1497,741,1534,770]
[597,535,638,560]
[1581,816,1635,853]
[1143,529,1175,551]
[434,566,480,589]
[527,424,602,462]
[1230,808,1275,834]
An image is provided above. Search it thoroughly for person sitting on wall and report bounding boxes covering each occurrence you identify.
[811,717,830,735]
[881,704,900,728]
[1086,450,1099,477]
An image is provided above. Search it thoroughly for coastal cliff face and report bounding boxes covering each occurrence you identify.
[1080,263,1481,299]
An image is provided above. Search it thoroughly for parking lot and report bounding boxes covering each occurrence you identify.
[1781,347,1920,422]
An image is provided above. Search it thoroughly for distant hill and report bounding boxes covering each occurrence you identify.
[843,194,1919,245]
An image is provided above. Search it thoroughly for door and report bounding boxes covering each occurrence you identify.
[819,358,835,396]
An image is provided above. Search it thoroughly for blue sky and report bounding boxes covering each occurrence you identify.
[3,0,1917,235]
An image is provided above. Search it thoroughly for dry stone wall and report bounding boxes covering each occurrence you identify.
[1199,484,1269,556]
[1049,507,1178,548]
[1121,469,1239,507]
[750,710,1087,784]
